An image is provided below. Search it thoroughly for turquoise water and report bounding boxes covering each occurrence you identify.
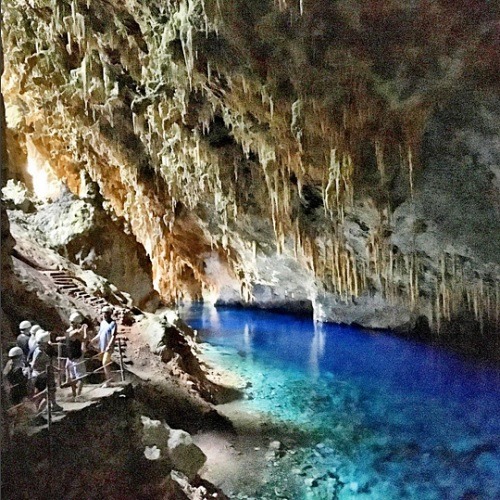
[180,304,500,499]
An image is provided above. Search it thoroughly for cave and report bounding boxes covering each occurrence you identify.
[1,1,499,499]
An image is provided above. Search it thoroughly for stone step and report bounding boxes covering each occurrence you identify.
[44,271,69,277]
[57,285,80,291]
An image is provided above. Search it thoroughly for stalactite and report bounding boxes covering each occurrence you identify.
[291,98,303,152]
[3,0,498,328]
[407,146,415,200]
[375,140,386,184]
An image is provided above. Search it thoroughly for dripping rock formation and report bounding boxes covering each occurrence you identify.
[2,0,500,359]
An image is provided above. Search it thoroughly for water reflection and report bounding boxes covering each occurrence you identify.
[181,304,500,499]
[203,304,220,330]
[243,323,254,362]
[308,321,325,379]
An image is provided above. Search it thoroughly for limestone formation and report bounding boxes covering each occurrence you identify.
[167,428,207,480]
[141,415,207,480]
[1,0,499,353]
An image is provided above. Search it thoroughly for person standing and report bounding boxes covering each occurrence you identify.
[16,321,32,360]
[57,312,88,401]
[92,306,117,387]
[3,347,29,406]
[31,331,63,413]
[27,324,41,362]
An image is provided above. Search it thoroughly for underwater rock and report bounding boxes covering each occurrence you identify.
[349,481,359,493]
[268,440,281,451]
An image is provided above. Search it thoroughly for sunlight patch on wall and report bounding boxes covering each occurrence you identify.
[26,139,63,201]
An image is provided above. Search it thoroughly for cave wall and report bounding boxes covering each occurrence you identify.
[6,186,162,311]
[1,386,223,500]
[1,0,499,346]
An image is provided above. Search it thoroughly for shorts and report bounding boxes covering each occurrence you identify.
[34,372,47,392]
[102,351,112,367]
[33,370,55,393]
[67,357,86,380]
[10,384,28,405]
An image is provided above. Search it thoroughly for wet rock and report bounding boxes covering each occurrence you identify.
[141,415,207,479]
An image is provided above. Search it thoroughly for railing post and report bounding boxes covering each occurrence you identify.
[46,363,54,499]
[118,338,125,383]
[46,364,53,428]
[57,342,63,388]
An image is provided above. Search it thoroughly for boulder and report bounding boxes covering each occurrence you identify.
[141,416,207,479]
[167,429,207,480]
[141,415,171,449]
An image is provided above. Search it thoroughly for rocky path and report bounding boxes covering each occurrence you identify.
[3,270,142,434]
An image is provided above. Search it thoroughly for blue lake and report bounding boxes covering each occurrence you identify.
[180,304,500,499]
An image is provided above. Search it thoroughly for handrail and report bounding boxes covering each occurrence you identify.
[5,387,48,413]
[5,363,51,389]
[55,336,126,386]
[4,335,129,431]
[58,360,115,388]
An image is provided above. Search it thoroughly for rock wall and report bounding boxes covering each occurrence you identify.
[1,386,224,500]
[1,0,499,352]
[4,185,162,311]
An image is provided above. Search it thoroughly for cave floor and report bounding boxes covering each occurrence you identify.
[21,381,131,435]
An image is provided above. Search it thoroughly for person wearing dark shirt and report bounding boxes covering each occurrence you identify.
[16,320,32,359]
[3,347,28,405]
[57,312,88,400]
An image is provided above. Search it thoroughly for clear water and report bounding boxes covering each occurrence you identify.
[180,304,500,499]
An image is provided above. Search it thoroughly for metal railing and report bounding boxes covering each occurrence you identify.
[54,336,127,386]
[3,336,128,432]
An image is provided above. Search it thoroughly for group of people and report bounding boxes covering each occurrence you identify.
[3,305,119,416]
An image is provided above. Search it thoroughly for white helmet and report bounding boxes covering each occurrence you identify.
[30,324,41,335]
[35,330,50,344]
[69,312,83,324]
[19,320,31,330]
[102,306,113,314]
[8,346,23,358]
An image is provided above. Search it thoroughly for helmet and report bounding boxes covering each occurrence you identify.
[8,346,23,358]
[102,306,113,314]
[30,324,41,335]
[19,320,31,330]
[35,330,50,344]
[69,312,83,324]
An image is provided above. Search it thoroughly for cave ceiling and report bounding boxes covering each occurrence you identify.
[2,0,499,332]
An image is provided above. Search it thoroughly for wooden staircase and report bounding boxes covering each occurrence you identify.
[42,270,133,366]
